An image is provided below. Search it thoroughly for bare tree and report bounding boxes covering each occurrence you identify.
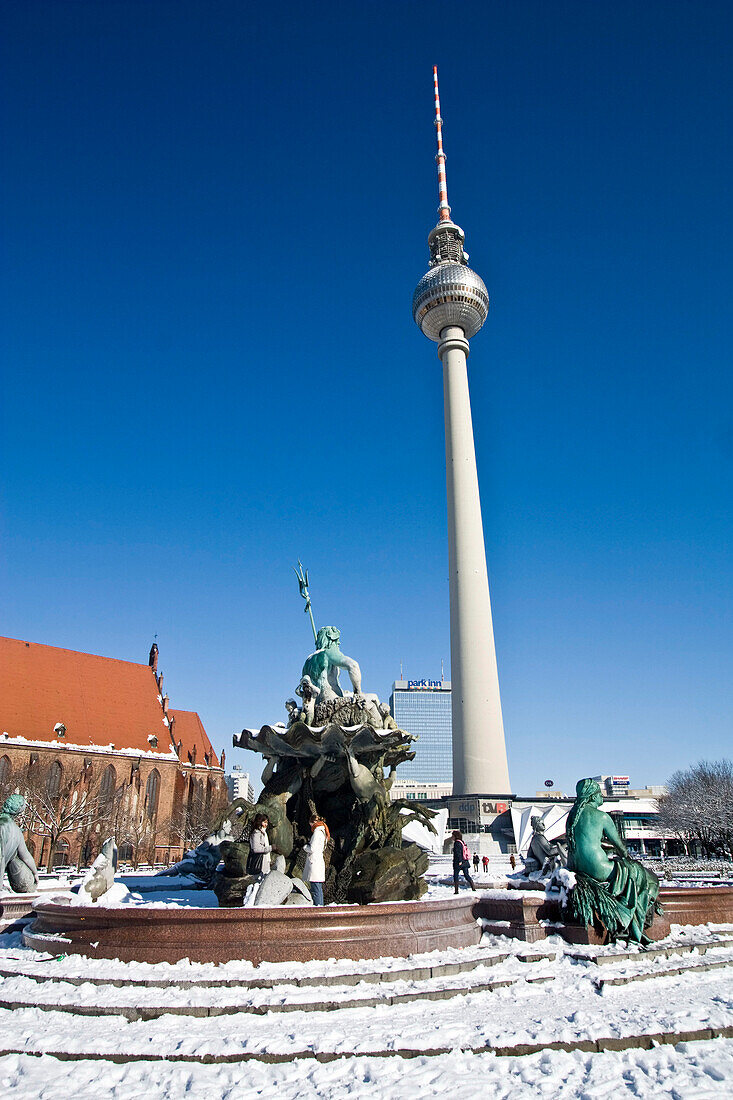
[162,788,214,854]
[19,771,107,872]
[112,792,156,869]
[657,759,733,859]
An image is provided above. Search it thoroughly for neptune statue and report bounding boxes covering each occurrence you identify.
[223,569,437,907]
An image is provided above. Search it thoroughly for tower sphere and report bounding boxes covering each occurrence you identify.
[412,260,489,342]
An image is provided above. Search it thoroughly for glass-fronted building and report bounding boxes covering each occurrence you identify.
[390,678,452,787]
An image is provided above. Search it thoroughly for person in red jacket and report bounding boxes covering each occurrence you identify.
[482,854,490,873]
[451,830,476,893]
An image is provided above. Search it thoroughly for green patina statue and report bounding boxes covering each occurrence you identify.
[0,794,39,894]
[216,568,436,908]
[565,778,661,945]
[300,625,362,701]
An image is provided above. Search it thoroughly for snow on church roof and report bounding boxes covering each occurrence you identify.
[0,635,217,766]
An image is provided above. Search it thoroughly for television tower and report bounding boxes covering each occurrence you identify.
[412,68,511,796]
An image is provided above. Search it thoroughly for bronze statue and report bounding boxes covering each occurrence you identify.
[523,816,566,876]
[0,795,39,894]
[222,593,435,905]
[565,778,661,945]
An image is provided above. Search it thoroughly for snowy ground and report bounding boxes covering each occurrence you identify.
[0,919,732,1096]
[1,863,732,1096]
[0,1040,731,1099]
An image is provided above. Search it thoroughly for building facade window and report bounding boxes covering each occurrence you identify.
[0,754,11,788]
[46,761,63,801]
[54,838,70,866]
[145,769,160,818]
[99,764,117,806]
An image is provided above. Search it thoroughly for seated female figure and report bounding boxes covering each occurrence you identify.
[566,778,660,945]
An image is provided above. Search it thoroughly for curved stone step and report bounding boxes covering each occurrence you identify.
[0,964,557,1020]
[569,932,733,965]
[0,1024,731,1065]
[594,953,733,988]
[0,960,730,1066]
[3,948,732,1020]
[0,943,546,989]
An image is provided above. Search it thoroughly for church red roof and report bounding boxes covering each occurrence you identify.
[170,709,220,769]
[0,635,217,765]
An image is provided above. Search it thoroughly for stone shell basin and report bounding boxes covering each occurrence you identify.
[25,895,481,965]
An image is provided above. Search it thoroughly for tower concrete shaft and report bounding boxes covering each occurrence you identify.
[439,328,510,795]
[412,68,511,796]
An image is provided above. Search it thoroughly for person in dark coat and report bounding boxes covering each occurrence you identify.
[472,852,480,872]
[451,830,476,893]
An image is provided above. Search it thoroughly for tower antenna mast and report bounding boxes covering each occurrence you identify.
[412,68,511,797]
[433,66,451,223]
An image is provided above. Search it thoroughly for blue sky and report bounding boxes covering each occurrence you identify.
[2,1,731,795]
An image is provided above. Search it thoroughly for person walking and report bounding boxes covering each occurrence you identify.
[304,814,329,906]
[482,854,490,873]
[246,813,272,877]
[472,852,480,873]
[452,830,476,893]
[509,854,517,871]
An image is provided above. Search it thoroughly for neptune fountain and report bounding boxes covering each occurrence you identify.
[218,565,436,906]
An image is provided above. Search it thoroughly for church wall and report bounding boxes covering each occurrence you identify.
[0,741,226,868]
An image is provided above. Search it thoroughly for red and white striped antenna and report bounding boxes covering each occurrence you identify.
[433,66,451,222]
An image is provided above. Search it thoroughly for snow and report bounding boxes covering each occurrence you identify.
[0,732,177,760]
[36,884,220,910]
[1,860,732,1096]
[0,1041,730,1099]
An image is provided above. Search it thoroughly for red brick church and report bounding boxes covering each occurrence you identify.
[0,635,228,869]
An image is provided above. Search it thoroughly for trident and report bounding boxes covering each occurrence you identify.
[294,559,317,644]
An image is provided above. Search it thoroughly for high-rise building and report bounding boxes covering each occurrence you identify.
[412,68,511,796]
[225,765,254,803]
[390,678,452,786]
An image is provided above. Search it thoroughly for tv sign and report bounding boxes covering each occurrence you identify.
[480,801,509,815]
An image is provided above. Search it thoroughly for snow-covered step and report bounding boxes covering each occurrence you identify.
[4,940,733,1024]
[0,944,524,990]
[0,964,731,1065]
[0,956,558,1020]
[594,946,733,988]
[569,933,733,966]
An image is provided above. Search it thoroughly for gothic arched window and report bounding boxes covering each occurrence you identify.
[54,838,70,866]
[46,761,63,801]
[145,769,160,819]
[99,765,116,807]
